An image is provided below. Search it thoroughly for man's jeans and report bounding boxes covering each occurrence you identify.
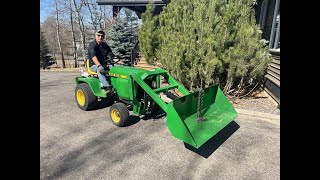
[90,65,110,87]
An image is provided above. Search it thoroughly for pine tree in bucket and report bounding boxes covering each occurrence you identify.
[139,0,271,97]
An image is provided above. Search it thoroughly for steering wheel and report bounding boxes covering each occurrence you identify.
[104,55,125,66]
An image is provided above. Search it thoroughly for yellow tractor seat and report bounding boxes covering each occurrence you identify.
[86,60,97,75]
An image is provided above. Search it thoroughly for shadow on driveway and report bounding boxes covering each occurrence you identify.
[184,121,240,158]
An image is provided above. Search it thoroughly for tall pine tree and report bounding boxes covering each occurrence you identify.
[107,8,139,65]
[138,0,159,65]
[40,30,54,69]
[139,0,271,95]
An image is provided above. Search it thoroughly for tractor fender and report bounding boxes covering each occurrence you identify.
[75,76,107,98]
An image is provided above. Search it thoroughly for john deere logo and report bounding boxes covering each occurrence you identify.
[109,73,127,79]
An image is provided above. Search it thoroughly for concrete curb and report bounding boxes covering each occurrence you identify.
[235,108,280,121]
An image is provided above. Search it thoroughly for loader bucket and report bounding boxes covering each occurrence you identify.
[166,84,237,148]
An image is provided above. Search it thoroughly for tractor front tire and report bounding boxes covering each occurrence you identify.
[75,83,97,111]
[109,103,130,127]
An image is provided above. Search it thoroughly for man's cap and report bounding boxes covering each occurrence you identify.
[95,30,105,35]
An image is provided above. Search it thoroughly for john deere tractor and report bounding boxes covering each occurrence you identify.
[74,60,237,149]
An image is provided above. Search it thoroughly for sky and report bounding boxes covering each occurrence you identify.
[40,0,54,23]
[40,0,142,25]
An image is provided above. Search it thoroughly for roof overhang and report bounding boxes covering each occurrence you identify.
[96,0,169,6]
[96,0,170,18]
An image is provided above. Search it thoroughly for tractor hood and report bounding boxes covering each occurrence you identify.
[109,66,149,78]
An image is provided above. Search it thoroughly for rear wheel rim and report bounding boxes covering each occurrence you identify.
[111,109,120,123]
[76,89,85,106]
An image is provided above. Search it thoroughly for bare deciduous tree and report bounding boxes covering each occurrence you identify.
[72,0,87,62]
[42,0,116,67]
[82,0,103,31]
[55,0,66,68]
[67,0,78,68]
[41,16,58,66]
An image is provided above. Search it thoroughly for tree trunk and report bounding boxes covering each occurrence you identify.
[55,0,66,68]
[103,5,106,29]
[69,0,78,68]
[60,51,65,68]
[72,0,87,62]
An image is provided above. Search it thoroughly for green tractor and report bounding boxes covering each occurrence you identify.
[74,60,237,149]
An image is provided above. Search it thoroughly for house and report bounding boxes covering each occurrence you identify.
[254,0,280,107]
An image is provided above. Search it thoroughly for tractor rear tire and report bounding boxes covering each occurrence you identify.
[75,83,97,111]
[109,103,130,127]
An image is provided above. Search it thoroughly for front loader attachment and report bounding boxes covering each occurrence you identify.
[166,84,237,148]
[130,69,237,149]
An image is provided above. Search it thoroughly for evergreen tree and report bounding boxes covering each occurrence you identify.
[40,30,54,69]
[138,0,159,65]
[139,0,271,95]
[107,8,139,66]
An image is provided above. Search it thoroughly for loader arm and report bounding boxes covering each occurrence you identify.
[131,68,189,113]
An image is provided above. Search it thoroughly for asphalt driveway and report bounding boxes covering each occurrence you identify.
[40,71,280,180]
